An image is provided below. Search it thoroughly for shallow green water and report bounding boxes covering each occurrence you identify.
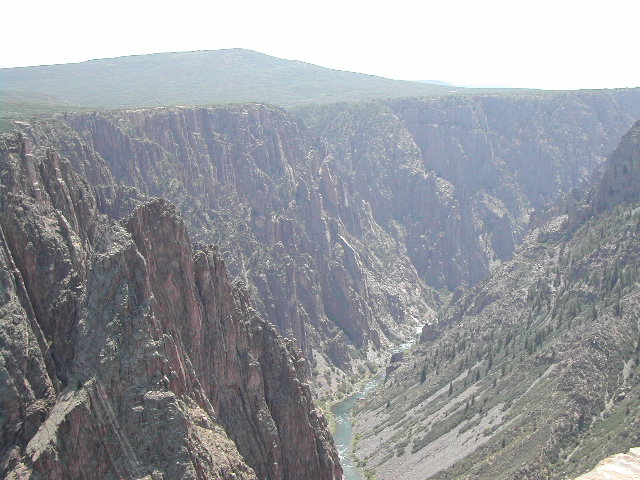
[331,375,382,480]
[330,330,422,480]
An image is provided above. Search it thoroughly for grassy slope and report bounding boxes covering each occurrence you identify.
[3,48,637,135]
[352,201,640,480]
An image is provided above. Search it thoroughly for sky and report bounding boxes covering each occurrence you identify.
[2,0,639,90]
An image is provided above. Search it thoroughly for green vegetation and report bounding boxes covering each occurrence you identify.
[0,91,93,132]
[350,198,640,480]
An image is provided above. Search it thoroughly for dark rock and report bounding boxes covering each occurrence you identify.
[386,352,405,379]
[420,323,441,342]
[0,133,342,480]
[390,352,404,364]
[21,105,435,369]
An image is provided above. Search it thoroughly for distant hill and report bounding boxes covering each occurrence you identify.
[414,80,458,86]
[0,49,455,120]
[0,49,538,129]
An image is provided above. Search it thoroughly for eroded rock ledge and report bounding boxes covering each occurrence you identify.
[574,448,640,480]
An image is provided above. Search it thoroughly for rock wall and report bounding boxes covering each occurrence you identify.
[0,132,341,480]
[22,105,436,372]
[301,90,640,289]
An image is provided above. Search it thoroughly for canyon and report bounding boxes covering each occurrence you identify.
[1,51,640,479]
[350,120,640,480]
[14,89,640,385]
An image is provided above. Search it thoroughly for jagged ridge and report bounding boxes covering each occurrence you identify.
[0,132,341,479]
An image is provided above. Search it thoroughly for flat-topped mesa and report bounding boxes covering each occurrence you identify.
[0,133,342,480]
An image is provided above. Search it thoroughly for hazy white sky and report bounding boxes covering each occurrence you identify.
[2,0,639,89]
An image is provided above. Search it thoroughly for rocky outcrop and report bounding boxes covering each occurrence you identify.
[300,91,640,289]
[596,120,640,211]
[0,132,341,479]
[573,448,640,480]
[385,352,404,378]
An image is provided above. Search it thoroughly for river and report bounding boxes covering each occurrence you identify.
[332,374,382,480]
[331,328,422,480]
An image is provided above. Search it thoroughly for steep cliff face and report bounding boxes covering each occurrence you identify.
[300,91,640,289]
[596,120,640,211]
[20,105,436,381]
[350,122,640,480]
[0,132,341,479]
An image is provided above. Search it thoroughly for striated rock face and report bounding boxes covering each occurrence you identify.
[350,120,640,480]
[20,105,436,376]
[0,132,341,479]
[14,90,640,380]
[596,120,640,211]
[300,91,640,289]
